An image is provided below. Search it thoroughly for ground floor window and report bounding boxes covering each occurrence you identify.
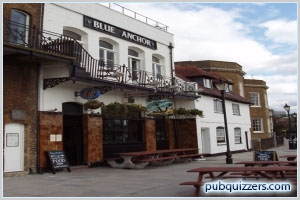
[234,127,242,143]
[216,126,225,144]
[103,118,143,143]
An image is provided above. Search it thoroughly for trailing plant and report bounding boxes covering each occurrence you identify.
[101,102,146,118]
[83,99,104,110]
[174,108,203,117]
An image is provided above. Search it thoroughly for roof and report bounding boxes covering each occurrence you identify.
[175,65,234,84]
[175,65,250,104]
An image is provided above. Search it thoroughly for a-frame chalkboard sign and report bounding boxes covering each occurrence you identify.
[47,151,71,174]
[253,151,278,161]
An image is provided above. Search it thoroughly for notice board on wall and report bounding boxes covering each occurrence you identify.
[47,151,71,174]
[254,151,278,161]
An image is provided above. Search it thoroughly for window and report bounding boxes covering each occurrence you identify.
[214,99,223,113]
[100,40,115,67]
[152,56,162,79]
[216,127,225,144]
[63,30,82,60]
[128,49,140,81]
[63,30,81,41]
[9,10,29,45]
[232,103,240,115]
[253,118,263,132]
[203,78,212,88]
[249,92,260,106]
[234,128,242,143]
[103,119,143,143]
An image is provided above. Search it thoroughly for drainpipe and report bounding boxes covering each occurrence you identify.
[36,4,44,174]
[168,42,178,148]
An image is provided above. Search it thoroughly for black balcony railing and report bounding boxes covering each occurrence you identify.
[4,20,198,95]
[4,20,78,57]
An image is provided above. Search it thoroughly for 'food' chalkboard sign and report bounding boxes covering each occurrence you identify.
[47,151,71,174]
[254,151,278,161]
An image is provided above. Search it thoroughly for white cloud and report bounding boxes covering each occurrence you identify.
[118,3,297,111]
[260,19,297,44]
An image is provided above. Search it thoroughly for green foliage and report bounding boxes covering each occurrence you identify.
[174,108,203,117]
[83,100,104,110]
[101,102,146,118]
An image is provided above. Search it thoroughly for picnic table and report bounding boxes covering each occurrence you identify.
[180,166,297,196]
[280,155,297,161]
[235,161,297,167]
[107,148,203,169]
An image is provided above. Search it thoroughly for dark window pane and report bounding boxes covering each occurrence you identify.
[128,49,139,57]
[100,40,113,50]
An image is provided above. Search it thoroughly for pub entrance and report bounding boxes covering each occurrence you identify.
[62,102,84,166]
[155,117,169,150]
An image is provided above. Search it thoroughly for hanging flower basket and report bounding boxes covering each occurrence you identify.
[84,100,104,110]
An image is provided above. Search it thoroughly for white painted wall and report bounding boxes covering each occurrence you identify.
[39,80,147,112]
[43,3,174,77]
[177,95,252,154]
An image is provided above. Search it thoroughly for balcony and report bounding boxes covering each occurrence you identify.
[4,21,198,99]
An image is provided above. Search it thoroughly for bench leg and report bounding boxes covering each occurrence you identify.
[194,186,200,196]
[107,156,149,169]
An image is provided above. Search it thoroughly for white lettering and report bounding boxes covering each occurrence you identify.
[121,31,128,38]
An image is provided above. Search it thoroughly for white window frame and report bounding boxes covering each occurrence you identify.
[249,92,260,107]
[232,103,240,115]
[128,49,140,81]
[152,56,162,79]
[253,118,263,133]
[216,127,226,144]
[214,99,223,113]
[203,78,212,88]
[234,128,242,144]
[99,40,116,67]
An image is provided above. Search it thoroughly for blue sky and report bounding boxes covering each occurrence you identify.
[118,2,298,112]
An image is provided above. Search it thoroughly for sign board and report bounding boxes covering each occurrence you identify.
[79,87,101,99]
[6,133,19,147]
[84,15,157,50]
[11,110,26,121]
[254,151,278,161]
[47,151,71,174]
[146,99,173,115]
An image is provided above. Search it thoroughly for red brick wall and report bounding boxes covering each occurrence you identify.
[84,115,103,163]
[3,3,43,27]
[39,112,63,168]
[176,119,198,149]
[3,3,43,175]
[3,60,39,173]
[144,119,156,151]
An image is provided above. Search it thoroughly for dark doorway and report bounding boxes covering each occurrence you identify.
[62,102,84,166]
[156,117,169,150]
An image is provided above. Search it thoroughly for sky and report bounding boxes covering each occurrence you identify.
[113,2,298,113]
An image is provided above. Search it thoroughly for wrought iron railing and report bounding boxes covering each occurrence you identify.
[3,20,77,57]
[4,20,197,95]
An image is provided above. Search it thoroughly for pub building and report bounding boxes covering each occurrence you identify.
[3,3,200,175]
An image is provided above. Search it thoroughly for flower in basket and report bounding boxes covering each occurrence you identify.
[83,100,104,110]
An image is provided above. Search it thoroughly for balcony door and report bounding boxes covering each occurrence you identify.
[128,49,140,81]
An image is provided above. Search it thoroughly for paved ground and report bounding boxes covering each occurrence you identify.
[2,140,297,198]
